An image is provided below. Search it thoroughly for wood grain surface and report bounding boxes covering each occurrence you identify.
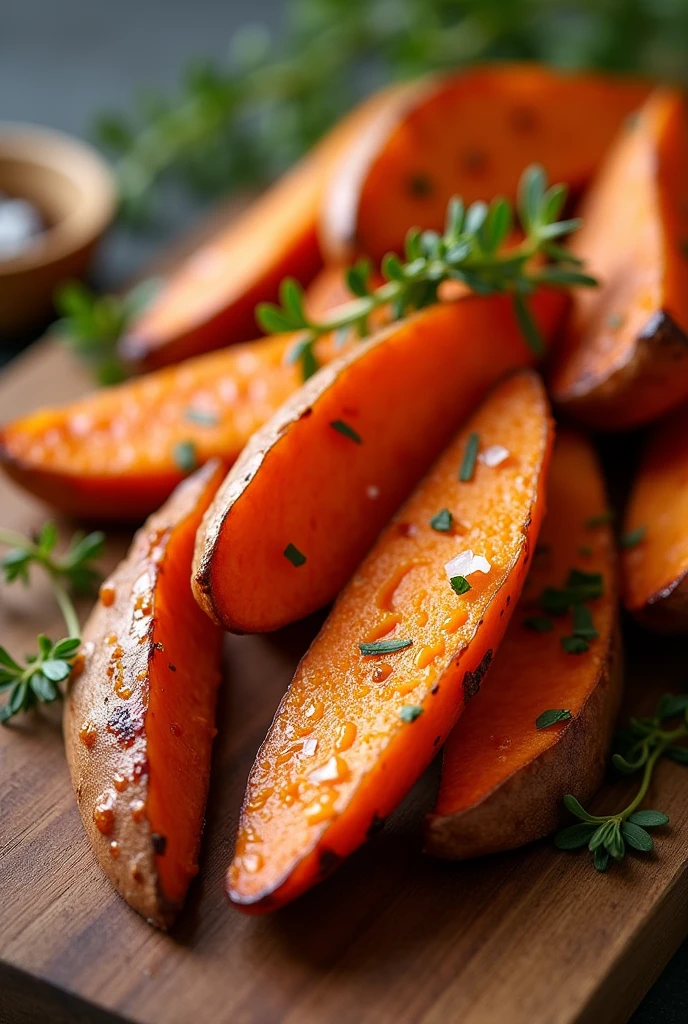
[1,315,688,1024]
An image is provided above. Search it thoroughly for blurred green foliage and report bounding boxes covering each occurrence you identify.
[96,0,688,219]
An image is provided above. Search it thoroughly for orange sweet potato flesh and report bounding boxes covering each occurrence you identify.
[227,371,552,912]
[622,404,688,631]
[193,289,567,633]
[426,430,621,858]
[63,460,225,928]
[321,64,649,264]
[550,88,688,430]
[119,85,410,372]
[0,265,432,520]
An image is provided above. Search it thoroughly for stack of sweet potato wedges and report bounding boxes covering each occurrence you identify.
[3,63,688,928]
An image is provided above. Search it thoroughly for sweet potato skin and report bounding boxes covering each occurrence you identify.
[622,404,688,631]
[321,64,649,263]
[550,88,688,430]
[119,85,407,372]
[193,290,567,633]
[426,431,621,858]
[227,371,553,912]
[63,460,225,928]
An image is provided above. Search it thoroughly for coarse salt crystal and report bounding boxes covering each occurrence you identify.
[444,550,491,581]
[479,444,510,467]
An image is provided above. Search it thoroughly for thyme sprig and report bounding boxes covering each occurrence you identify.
[555,693,688,872]
[54,278,160,385]
[258,165,596,380]
[0,525,105,723]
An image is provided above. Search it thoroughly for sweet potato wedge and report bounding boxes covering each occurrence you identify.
[426,430,620,858]
[622,404,688,631]
[193,289,567,633]
[63,459,225,928]
[550,88,688,429]
[0,264,439,521]
[227,370,552,912]
[0,328,343,520]
[119,85,410,371]
[321,64,649,263]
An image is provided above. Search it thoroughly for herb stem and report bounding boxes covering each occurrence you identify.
[50,575,82,640]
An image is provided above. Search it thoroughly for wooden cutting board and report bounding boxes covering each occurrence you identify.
[1,275,688,1024]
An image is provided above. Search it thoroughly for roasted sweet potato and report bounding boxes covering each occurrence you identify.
[426,430,620,858]
[321,64,649,264]
[550,88,688,430]
[193,289,567,633]
[622,404,688,630]
[227,371,552,912]
[119,85,410,372]
[63,460,225,928]
[0,330,336,520]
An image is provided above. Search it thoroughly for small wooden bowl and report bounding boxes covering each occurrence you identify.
[0,124,117,334]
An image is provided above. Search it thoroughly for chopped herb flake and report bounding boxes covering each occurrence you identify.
[586,510,615,528]
[578,545,593,557]
[184,407,219,427]
[430,508,453,532]
[607,313,624,330]
[359,638,413,656]
[400,704,424,723]
[524,615,553,632]
[536,708,572,729]
[283,543,306,567]
[459,432,480,482]
[572,603,599,639]
[173,440,198,473]
[561,635,590,654]
[450,575,471,595]
[330,419,362,444]
[566,568,604,600]
[620,525,647,549]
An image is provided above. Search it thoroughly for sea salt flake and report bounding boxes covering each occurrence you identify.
[444,550,491,581]
[302,738,318,757]
[479,444,510,467]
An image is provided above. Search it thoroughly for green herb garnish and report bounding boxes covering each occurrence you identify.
[0,525,105,723]
[330,419,362,444]
[578,545,593,557]
[620,525,647,549]
[173,440,198,473]
[284,543,307,567]
[359,638,413,656]
[586,510,615,529]
[449,575,472,596]
[536,709,572,730]
[571,603,599,640]
[430,508,453,532]
[555,692,688,872]
[561,636,590,655]
[459,432,480,483]
[185,408,220,427]
[523,615,553,632]
[259,166,596,380]
[400,705,424,723]
[54,278,160,385]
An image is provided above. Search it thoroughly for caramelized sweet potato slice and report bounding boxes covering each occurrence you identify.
[426,430,620,858]
[622,404,688,630]
[193,289,566,633]
[321,64,649,263]
[228,371,552,911]
[0,264,434,520]
[0,328,343,520]
[550,88,688,429]
[119,85,409,371]
[63,460,225,928]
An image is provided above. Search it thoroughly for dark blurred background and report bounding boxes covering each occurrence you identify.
[1,2,688,1019]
